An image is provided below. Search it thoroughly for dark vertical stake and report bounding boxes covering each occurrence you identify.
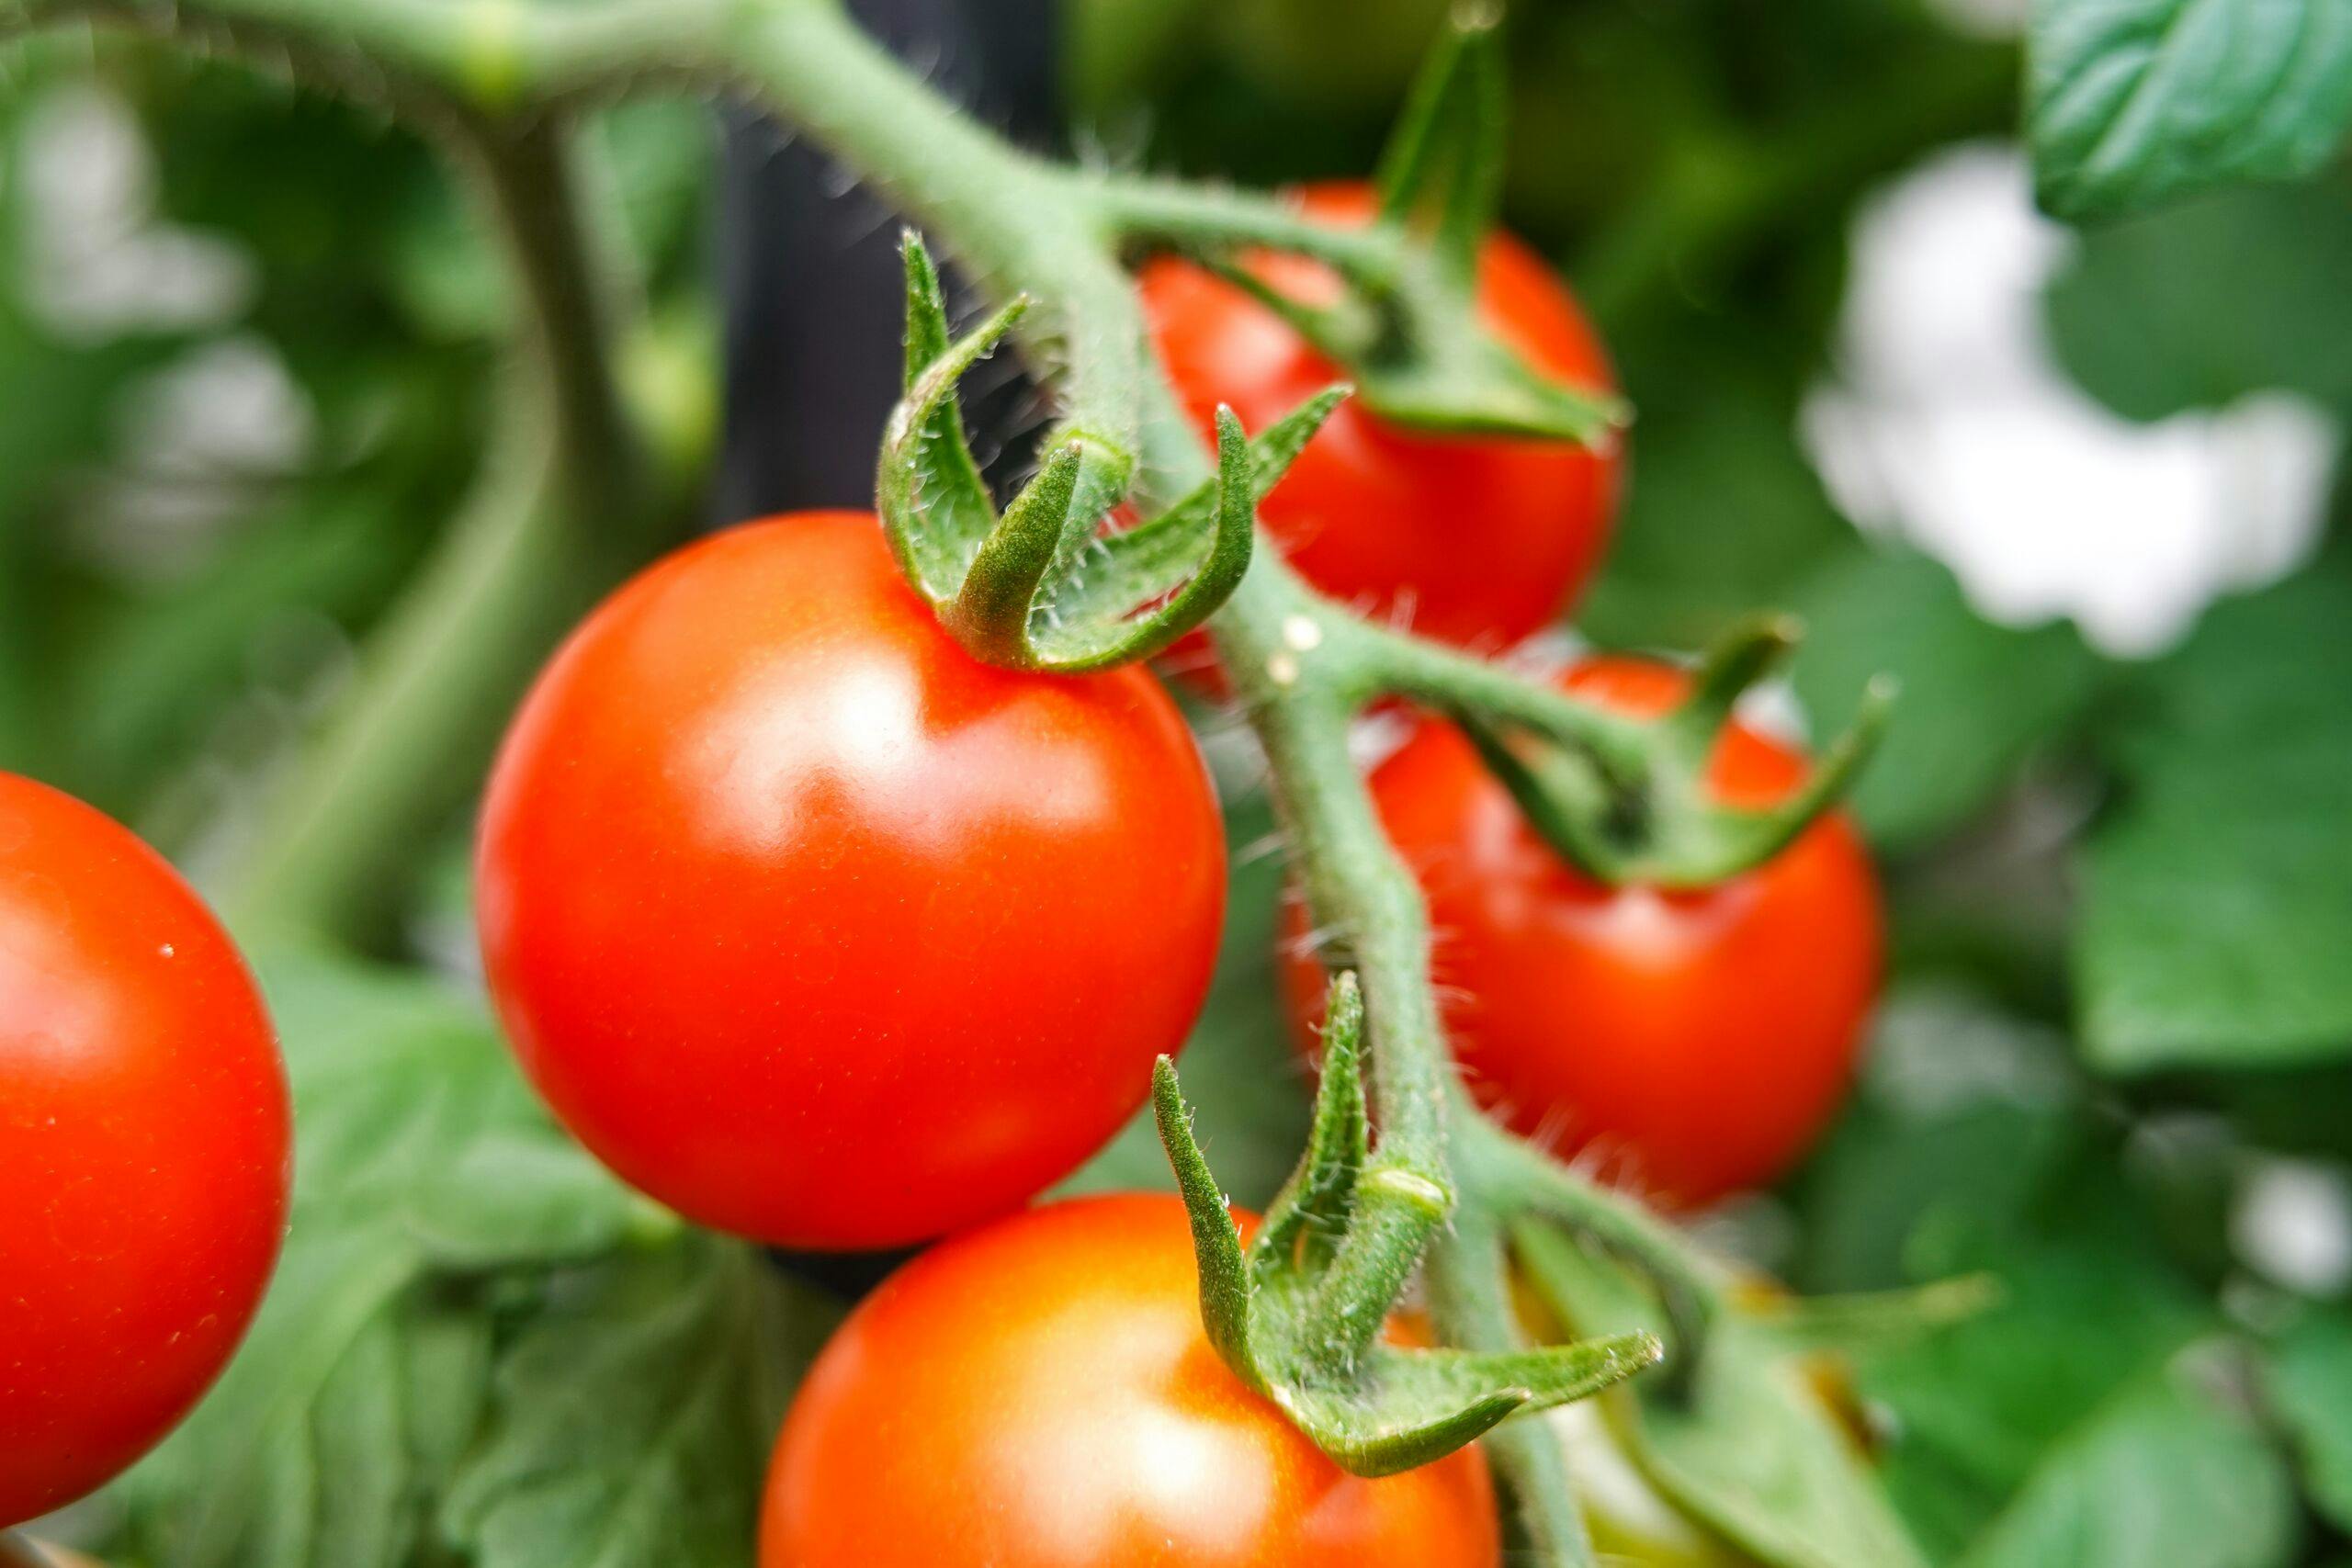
[717,0,1062,525]
[720,0,1059,1292]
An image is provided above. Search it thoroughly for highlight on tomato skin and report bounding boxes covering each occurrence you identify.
[0,774,292,1531]
[474,511,1228,1253]
[759,1193,1504,1568]
[1141,180,1624,658]
[1280,656,1883,1208]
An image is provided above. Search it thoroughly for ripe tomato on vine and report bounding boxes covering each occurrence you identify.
[761,1194,1503,1568]
[0,774,290,1529]
[476,512,1227,1250]
[1283,657,1883,1205]
[1142,181,1623,656]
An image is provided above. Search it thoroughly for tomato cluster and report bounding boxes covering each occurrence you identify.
[456,186,1882,1563]
[1,186,1877,1561]
[0,775,290,1530]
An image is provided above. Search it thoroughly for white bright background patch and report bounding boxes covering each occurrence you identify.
[1801,144,2340,658]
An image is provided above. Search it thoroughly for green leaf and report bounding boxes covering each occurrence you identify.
[1578,365,1856,655]
[107,952,649,1568]
[1792,988,2083,1295]
[2044,176,2352,421]
[2028,0,2352,220]
[1517,1224,1928,1568]
[2076,563,2352,1071]
[1831,1092,2259,1562]
[2264,1308,2352,1532]
[1790,548,2104,853]
[1957,1348,2297,1568]
[442,1237,836,1568]
[1861,1239,2217,1556]
[1781,986,2290,1562]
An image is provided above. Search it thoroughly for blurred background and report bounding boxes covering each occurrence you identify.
[6,0,2352,1561]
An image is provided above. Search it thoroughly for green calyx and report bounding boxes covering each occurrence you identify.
[878,232,1342,673]
[1152,973,1661,1478]
[1177,7,1627,447]
[1454,615,1896,889]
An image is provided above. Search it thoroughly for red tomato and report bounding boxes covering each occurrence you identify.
[761,1193,1501,1568]
[1141,182,1623,656]
[0,775,289,1529]
[1282,658,1881,1206]
[476,513,1227,1250]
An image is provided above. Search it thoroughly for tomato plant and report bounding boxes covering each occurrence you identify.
[0,774,289,1529]
[760,1193,1501,1568]
[1283,658,1882,1206]
[6,1,2339,1565]
[1141,182,1622,656]
[476,512,1227,1249]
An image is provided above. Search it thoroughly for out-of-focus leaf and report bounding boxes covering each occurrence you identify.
[442,1237,834,1568]
[1788,987,2278,1562]
[0,84,195,770]
[1520,1224,1928,1568]
[2028,0,2352,220]
[1863,1236,2221,1557]
[1790,548,2104,853]
[1793,987,2084,1295]
[2076,562,2352,1071]
[2264,1308,2352,1532]
[1068,0,1212,119]
[61,494,416,812]
[107,952,650,1568]
[592,101,719,288]
[2045,176,2352,422]
[1579,357,1857,654]
[1956,1348,2297,1568]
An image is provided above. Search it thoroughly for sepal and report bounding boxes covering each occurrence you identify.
[1453,615,1895,888]
[878,231,1340,671]
[1376,3,1508,288]
[1360,4,1628,444]
[1151,973,1661,1477]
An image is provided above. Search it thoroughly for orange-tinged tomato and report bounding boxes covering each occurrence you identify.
[1283,657,1881,1205]
[0,776,289,1529]
[761,1194,1502,1568]
[477,513,1227,1250]
[1142,182,1622,658]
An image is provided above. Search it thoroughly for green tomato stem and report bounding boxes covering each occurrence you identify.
[25,0,1754,1537]
[1424,1213,1602,1565]
[220,118,657,946]
[1094,176,1403,285]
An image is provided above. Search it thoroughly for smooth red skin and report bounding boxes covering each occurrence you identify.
[0,775,289,1529]
[1142,182,1623,657]
[476,513,1227,1250]
[1282,659,1883,1207]
[762,1194,1500,1568]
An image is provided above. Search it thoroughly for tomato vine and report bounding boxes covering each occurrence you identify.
[0,2,1912,1563]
